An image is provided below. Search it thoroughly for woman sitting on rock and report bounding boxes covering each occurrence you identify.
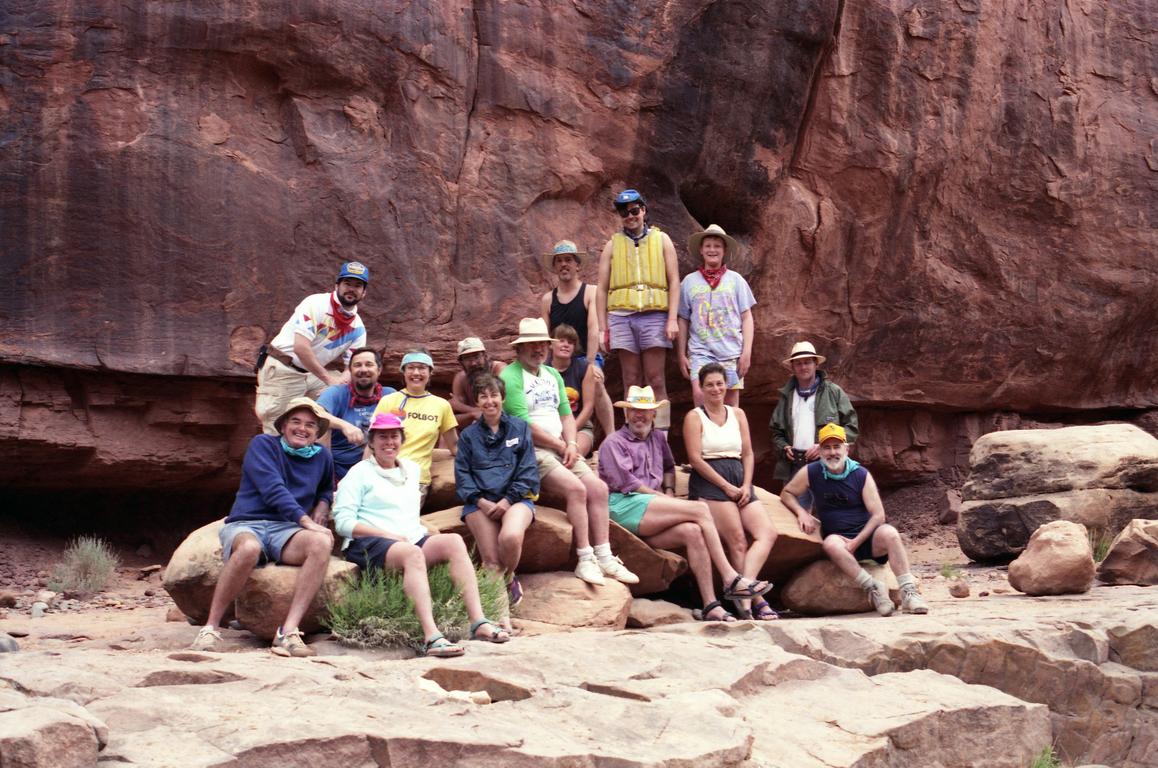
[333,412,509,657]
[683,363,780,620]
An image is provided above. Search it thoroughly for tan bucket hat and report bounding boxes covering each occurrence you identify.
[687,224,740,260]
[783,341,826,368]
[614,385,670,410]
[273,397,331,438]
[457,337,486,357]
[511,317,553,346]
[540,239,588,271]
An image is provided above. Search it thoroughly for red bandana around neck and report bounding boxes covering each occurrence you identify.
[698,265,728,290]
[348,379,382,408]
[329,291,356,336]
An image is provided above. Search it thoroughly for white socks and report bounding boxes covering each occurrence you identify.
[593,543,615,564]
[577,545,596,562]
[854,569,874,589]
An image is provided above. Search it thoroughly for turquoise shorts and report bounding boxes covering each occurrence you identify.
[608,492,654,535]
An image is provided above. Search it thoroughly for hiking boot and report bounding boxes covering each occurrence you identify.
[271,627,315,658]
[866,579,894,617]
[901,584,929,614]
[574,557,605,586]
[598,555,640,585]
[190,626,221,651]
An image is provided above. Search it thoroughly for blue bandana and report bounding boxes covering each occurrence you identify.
[280,437,322,459]
[822,457,860,481]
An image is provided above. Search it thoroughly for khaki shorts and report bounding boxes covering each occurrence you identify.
[535,447,592,480]
[254,357,328,435]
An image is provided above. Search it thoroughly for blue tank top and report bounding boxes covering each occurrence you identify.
[807,462,871,536]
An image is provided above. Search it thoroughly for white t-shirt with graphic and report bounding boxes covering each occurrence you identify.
[270,292,366,368]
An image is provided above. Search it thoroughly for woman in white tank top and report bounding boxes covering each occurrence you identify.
[683,363,780,620]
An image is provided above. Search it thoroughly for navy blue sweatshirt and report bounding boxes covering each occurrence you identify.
[454,413,539,505]
[226,435,334,524]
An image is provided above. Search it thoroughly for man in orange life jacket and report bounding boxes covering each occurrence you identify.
[596,189,680,429]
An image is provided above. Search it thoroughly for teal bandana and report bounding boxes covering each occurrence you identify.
[822,457,861,481]
[280,437,322,459]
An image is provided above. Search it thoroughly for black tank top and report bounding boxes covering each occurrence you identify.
[549,286,589,356]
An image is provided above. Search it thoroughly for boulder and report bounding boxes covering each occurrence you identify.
[161,519,227,624]
[513,572,632,630]
[627,598,694,628]
[425,449,460,511]
[780,560,902,616]
[1008,521,1095,596]
[962,424,1158,500]
[1097,519,1158,586]
[958,488,1158,561]
[423,505,687,595]
[234,559,359,640]
[0,704,105,768]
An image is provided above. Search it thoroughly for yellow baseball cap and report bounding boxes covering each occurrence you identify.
[818,423,847,444]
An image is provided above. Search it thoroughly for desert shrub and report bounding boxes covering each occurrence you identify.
[1030,746,1060,768]
[939,562,964,580]
[1087,527,1113,562]
[48,536,120,596]
[326,564,506,651]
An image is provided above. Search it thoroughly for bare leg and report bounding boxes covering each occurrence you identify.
[206,534,261,628]
[873,524,911,576]
[540,467,591,549]
[464,510,502,570]
[636,496,740,583]
[576,430,594,457]
[384,542,439,640]
[496,503,534,574]
[579,472,611,547]
[706,499,749,611]
[738,499,777,584]
[724,388,740,407]
[822,534,865,579]
[641,346,669,403]
[594,378,616,438]
[277,529,335,633]
[644,522,718,608]
[421,533,485,625]
[619,350,643,392]
[690,377,704,408]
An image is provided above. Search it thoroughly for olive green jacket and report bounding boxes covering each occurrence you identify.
[769,371,858,481]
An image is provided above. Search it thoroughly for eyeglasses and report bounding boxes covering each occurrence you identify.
[617,206,643,218]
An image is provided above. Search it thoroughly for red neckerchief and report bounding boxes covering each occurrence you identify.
[698,265,728,290]
[348,380,382,409]
[329,291,356,336]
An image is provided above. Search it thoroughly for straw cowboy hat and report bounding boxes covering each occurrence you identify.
[273,397,331,438]
[687,224,740,260]
[540,239,588,271]
[614,385,670,410]
[782,341,827,368]
[511,317,553,346]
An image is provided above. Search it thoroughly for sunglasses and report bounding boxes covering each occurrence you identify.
[617,206,643,218]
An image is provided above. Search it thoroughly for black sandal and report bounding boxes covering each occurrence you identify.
[723,575,772,600]
[696,600,736,622]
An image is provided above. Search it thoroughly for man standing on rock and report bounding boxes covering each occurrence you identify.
[450,336,506,429]
[596,190,681,430]
[770,341,858,490]
[500,317,638,587]
[317,347,395,482]
[540,239,615,437]
[255,262,370,435]
[191,398,337,657]
[780,424,928,616]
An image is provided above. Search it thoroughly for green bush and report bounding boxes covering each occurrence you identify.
[1030,746,1060,768]
[1088,527,1113,563]
[939,562,964,580]
[48,536,120,596]
[326,564,507,651]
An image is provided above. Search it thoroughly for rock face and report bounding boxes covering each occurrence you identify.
[1008,521,1095,596]
[780,560,901,616]
[2,0,1155,503]
[958,425,1158,561]
[513,572,633,630]
[162,518,356,638]
[1097,519,1158,586]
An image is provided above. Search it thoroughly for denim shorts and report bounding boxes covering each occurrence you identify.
[219,519,303,564]
[609,311,671,354]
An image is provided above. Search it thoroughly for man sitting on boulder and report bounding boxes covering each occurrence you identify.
[780,424,928,616]
[450,336,506,429]
[598,386,772,621]
[317,347,395,482]
[191,398,337,657]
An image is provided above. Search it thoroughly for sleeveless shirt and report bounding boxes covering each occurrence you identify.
[807,462,871,535]
[697,405,742,459]
[549,287,590,357]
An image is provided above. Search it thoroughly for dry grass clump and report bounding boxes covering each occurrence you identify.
[48,536,120,596]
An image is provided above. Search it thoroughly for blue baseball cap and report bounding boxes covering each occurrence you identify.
[613,189,644,208]
[336,261,370,285]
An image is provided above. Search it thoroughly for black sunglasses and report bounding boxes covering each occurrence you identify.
[617,205,643,218]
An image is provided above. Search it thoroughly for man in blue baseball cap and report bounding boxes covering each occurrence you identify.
[596,189,680,429]
[255,262,370,435]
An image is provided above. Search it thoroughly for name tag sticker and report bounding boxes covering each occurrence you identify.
[505,438,520,447]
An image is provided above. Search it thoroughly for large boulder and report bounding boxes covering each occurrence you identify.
[1097,518,1158,586]
[425,449,460,511]
[1008,520,1095,596]
[162,519,227,624]
[780,560,902,616]
[512,572,632,630]
[0,692,108,768]
[235,560,358,640]
[958,425,1158,561]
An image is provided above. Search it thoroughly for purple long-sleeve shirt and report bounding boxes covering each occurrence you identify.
[598,426,675,494]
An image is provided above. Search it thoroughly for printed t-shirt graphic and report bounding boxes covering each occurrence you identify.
[372,390,456,484]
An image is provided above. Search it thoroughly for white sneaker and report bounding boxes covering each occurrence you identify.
[574,558,605,586]
[271,627,316,658]
[190,626,221,651]
[901,584,929,614]
[598,556,640,585]
[866,580,894,617]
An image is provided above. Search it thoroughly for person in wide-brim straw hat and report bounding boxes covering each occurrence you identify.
[613,385,669,410]
[540,239,588,272]
[510,317,553,346]
[782,340,827,368]
[677,223,757,409]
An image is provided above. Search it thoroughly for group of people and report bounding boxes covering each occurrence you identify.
[193,188,928,658]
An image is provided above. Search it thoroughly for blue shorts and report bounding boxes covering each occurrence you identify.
[461,498,536,520]
[219,519,302,564]
[344,534,430,571]
[690,356,744,389]
[609,311,671,354]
